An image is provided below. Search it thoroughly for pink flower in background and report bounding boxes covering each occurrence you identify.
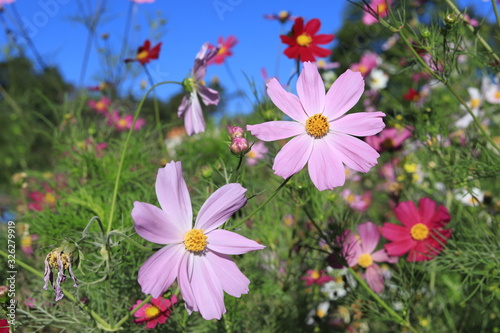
[88,97,111,115]
[131,295,178,329]
[130,0,155,3]
[381,198,452,262]
[208,36,238,65]
[350,52,379,77]
[178,43,220,136]
[131,161,265,320]
[28,186,56,211]
[341,189,372,212]
[362,0,393,25]
[0,0,15,8]
[342,222,398,293]
[365,127,412,152]
[301,269,334,286]
[246,141,268,166]
[247,62,385,191]
[106,111,145,132]
[264,10,298,23]
[0,319,8,333]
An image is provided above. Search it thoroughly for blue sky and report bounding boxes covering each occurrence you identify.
[0,0,496,116]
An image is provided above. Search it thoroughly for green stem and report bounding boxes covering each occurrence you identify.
[347,267,418,333]
[443,0,500,64]
[107,230,156,251]
[112,295,152,330]
[492,0,500,30]
[227,176,292,231]
[303,207,329,242]
[106,80,181,234]
[0,250,112,330]
[143,64,164,149]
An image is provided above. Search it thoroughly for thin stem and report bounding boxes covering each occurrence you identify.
[113,295,152,330]
[107,230,156,251]
[76,216,105,245]
[493,0,500,30]
[347,267,418,333]
[0,249,112,330]
[143,64,164,149]
[106,80,182,234]
[303,207,329,242]
[115,1,135,87]
[443,0,500,64]
[228,176,292,231]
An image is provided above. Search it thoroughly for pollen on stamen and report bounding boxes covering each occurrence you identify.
[305,114,330,138]
[183,229,208,253]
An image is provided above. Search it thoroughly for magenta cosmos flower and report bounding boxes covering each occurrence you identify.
[381,198,452,262]
[131,161,265,320]
[247,62,385,191]
[362,0,393,26]
[178,43,220,136]
[342,222,398,293]
[131,295,178,329]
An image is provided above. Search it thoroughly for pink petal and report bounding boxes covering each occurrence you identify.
[195,184,247,232]
[431,205,451,226]
[206,251,251,297]
[418,197,436,225]
[331,111,386,137]
[207,229,265,255]
[273,134,314,179]
[329,133,380,173]
[357,222,380,254]
[296,62,325,117]
[384,239,415,257]
[197,85,219,106]
[307,136,346,190]
[246,121,305,141]
[266,79,308,122]
[156,162,192,232]
[394,200,420,227]
[178,253,198,313]
[365,264,384,293]
[183,92,206,135]
[191,255,226,320]
[342,231,362,267]
[132,201,184,244]
[138,244,185,298]
[380,223,410,242]
[371,249,399,264]
[324,69,364,120]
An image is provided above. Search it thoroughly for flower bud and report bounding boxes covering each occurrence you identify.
[229,137,249,155]
[420,28,431,38]
[227,125,245,139]
[445,13,457,25]
[0,285,10,303]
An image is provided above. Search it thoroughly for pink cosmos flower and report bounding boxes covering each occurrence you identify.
[131,295,178,329]
[381,198,452,262]
[301,269,334,286]
[88,97,111,115]
[350,52,379,77]
[130,0,155,3]
[0,319,8,333]
[106,110,145,132]
[27,186,56,212]
[341,189,372,212]
[342,222,398,293]
[365,127,412,152]
[362,0,393,26]
[264,10,298,23]
[247,62,385,191]
[207,36,238,65]
[178,43,220,136]
[0,0,15,8]
[246,141,268,166]
[131,161,265,320]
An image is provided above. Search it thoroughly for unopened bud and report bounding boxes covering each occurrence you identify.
[421,28,431,38]
[228,125,245,139]
[229,137,249,155]
[445,14,457,25]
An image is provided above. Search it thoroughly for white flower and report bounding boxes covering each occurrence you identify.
[454,187,484,206]
[368,68,389,90]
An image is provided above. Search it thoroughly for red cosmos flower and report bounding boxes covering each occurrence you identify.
[131,295,178,329]
[280,17,334,62]
[0,319,8,333]
[381,197,452,262]
[125,40,162,65]
[207,36,238,65]
[301,269,334,286]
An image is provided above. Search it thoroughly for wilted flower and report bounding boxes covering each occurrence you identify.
[131,295,178,329]
[43,241,79,301]
[131,161,265,320]
[178,43,220,136]
[280,17,335,62]
[381,198,452,262]
[247,62,385,191]
[125,40,162,65]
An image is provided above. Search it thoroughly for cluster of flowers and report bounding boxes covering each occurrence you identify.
[87,96,146,132]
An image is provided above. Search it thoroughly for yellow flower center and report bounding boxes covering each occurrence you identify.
[145,305,161,320]
[21,235,32,248]
[317,309,327,318]
[305,114,330,138]
[495,91,500,99]
[347,194,356,204]
[184,229,208,253]
[357,253,373,268]
[137,50,149,61]
[310,270,321,280]
[47,251,71,269]
[358,65,368,75]
[217,46,227,55]
[278,10,289,19]
[44,193,55,205]
[410,223,429,240]
[118,119,128,127]
[247,150,256,158]
[470,98,481,109]
[404,163,417,173]
[296,33,313,47]
[377,3,387,14]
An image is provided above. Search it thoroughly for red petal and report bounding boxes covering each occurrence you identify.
[308,44,331,58]
[313,34,335,45]
[304,18,321,35]
[280,35,295,46]
[283,46,301,60]
[292,17,304,36]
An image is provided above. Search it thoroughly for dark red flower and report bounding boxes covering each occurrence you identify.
[403,88,420,102]
[280,17,334,62]
[125,40,162,65]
